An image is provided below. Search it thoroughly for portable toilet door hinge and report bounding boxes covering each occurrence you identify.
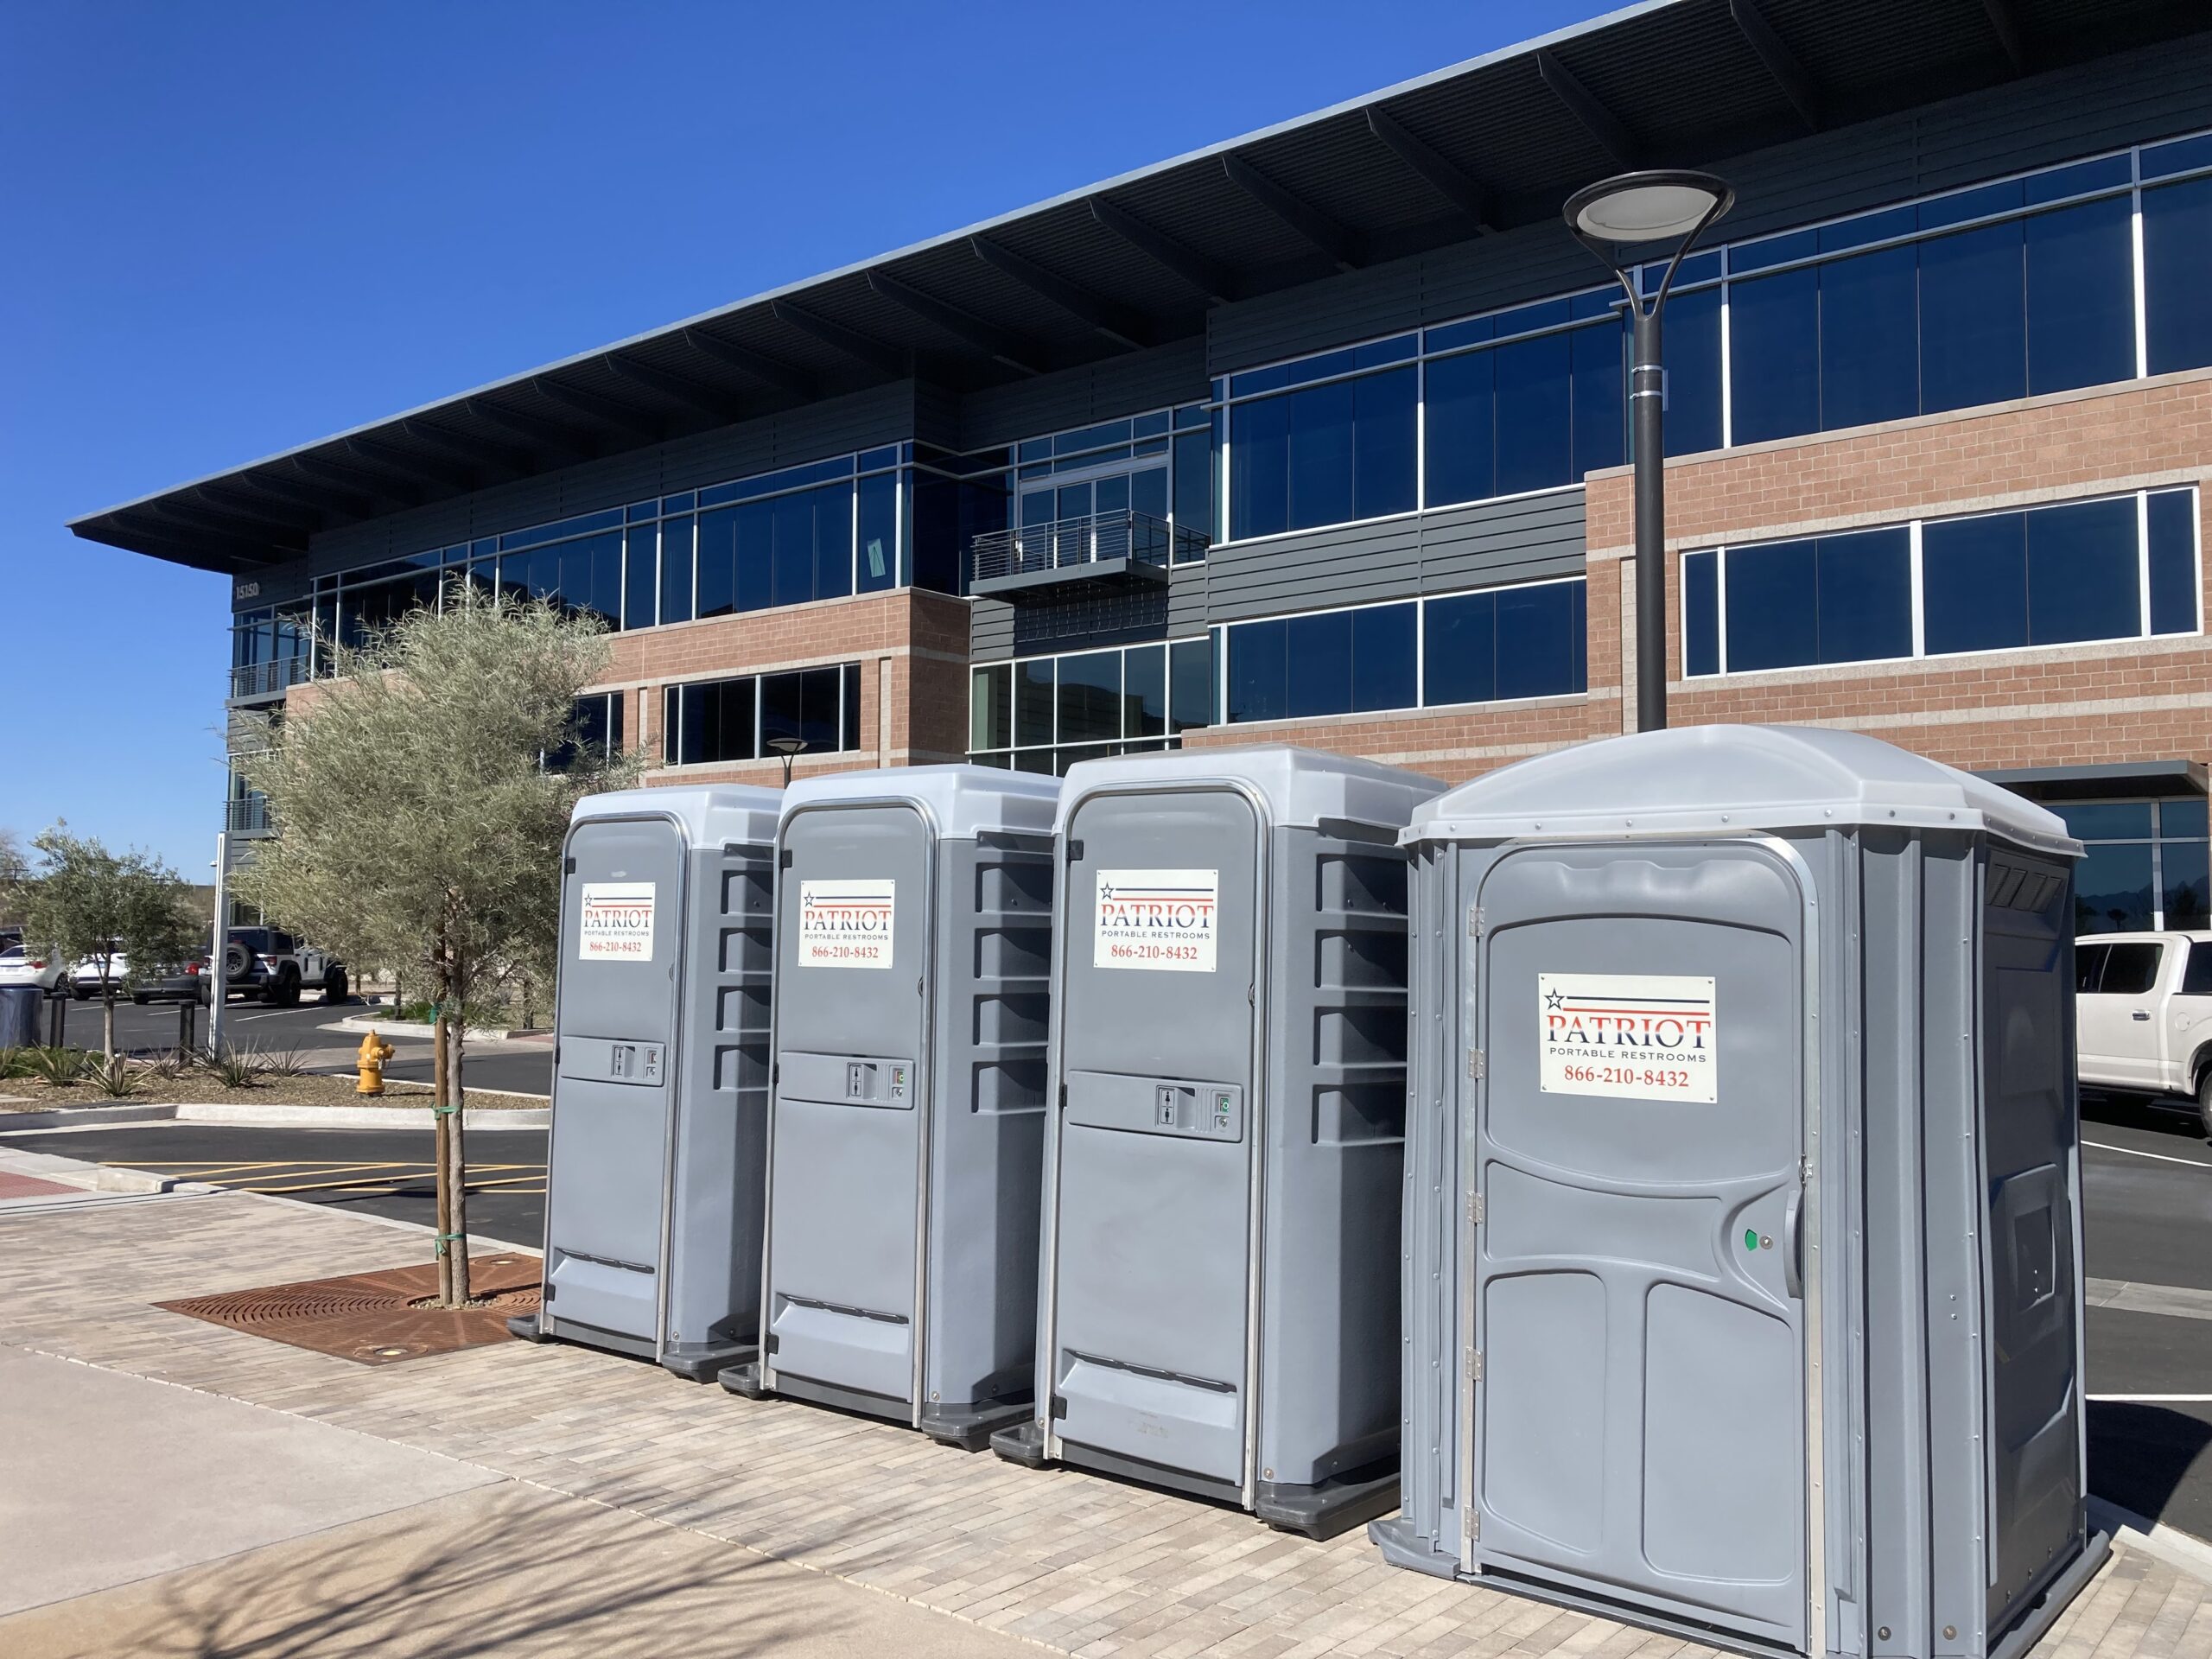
[1466,1192,1484,1225]
[1467,1049,1485,1080]
[1466,904,1484,936]
[1467,1509,1481,1541]
[1469,1349,1484,1381]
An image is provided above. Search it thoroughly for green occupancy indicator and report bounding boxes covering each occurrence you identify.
[1744,1228,1759,1253]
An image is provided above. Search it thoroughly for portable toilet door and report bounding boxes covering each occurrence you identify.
[1374,725,2101,1659]
[726,766,1061,1446]
[516,785,779,1382]
[994,746,1440,1538]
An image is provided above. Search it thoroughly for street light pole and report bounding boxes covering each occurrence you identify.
[1563,169,1734,733]
[767,735,810,788]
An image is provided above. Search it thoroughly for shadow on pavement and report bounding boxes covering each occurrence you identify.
[2090,1402,2212,1537]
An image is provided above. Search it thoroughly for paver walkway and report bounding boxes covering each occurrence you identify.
[0,1173,2204,1659]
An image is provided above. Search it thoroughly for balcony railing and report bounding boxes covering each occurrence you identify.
[229,656,310,701]
[969,508,1205,596]
[225,795,273,836]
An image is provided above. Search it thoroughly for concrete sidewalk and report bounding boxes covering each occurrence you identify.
[0,1161,2203,1659]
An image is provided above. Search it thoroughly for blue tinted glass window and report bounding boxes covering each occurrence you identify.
[2024,197,2134,394]
[1173,429,1212,554]
[1231,364,1289,397]
[2145,133,2212,181]
[1920,220,2025,413]
[1922,512,2027,654]
[1492,297,1571,338]
[1286,347,1358,386]
[735,499,773,613]
[1424,349,1496,506]
[1730,266,1820,443]
[1125,645,1166,738]
[2165,842,2210,931]
[1919,178,2024,232]
[2166,799,2210,839]
[2024,155,2130,204]
[2145,177,2212,374]
[1496,582,1586,697]
[1287,610,1351,717]
[1730,228,1816,276]
[1056,650,1122,743]
[814,483,854,601]
[761,666,842,753]
[2148,489,2199,635]
[1352,603,1418,712]
[1423,591,1497,706]
[1230,396,1288,538]
[2077,842,2157,933]
[2028,495,2139,645]
[1662,286,1723,456]
[1494,332,1573,495]
[1817,205,1916,255]
[855,472,896,592]
[624,526,657,629]
[694,510,735,618]
[1227,619,1289,722]
[1132,411,1169,440]
[1169,637,1212,731]
[658,517,694,624]
[1425,315,1492,353]
[1683,550,1719,676]
[1725,539,1819,671]
[1814,528,1913,664]
[1571,321,1625,476]
[1353,367,1418,518]
[1287,379,1354,531]
[2061,802,2155,840]
[1820,245,1918,430]
[1357,334,1419,368]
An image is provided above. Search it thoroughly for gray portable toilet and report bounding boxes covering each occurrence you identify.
[511,785,779,1382]
[722,765,1061,1448]
[1374,724,2105,1659]
[992,746,1442,1538]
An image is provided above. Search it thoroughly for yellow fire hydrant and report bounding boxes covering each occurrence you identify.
[356,1030,396,1096]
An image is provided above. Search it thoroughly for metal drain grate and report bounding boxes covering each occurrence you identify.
[157,1255,543,1366]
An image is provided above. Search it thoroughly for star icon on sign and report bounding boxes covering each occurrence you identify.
[1544,989,1565,1011]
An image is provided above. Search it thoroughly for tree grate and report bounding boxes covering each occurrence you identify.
[156,1255,542,1366]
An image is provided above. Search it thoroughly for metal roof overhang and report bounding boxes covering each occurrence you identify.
[69,0,2206,576]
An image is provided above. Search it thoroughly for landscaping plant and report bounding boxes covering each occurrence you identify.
[232,582,637,1306]
[84,1054,140,1099]
[11,828,198,1060]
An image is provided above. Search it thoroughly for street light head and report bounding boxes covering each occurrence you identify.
[1564,169,1734,248]
[766,737,809,758]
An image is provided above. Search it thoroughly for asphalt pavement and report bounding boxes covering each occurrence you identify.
[35,993,553,1097]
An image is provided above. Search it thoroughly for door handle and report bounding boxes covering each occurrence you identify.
[1783,1183,1804,1300]
[2132,1010,2152,1021]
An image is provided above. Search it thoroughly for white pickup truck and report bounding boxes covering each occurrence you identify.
[2075,931,2212,1135]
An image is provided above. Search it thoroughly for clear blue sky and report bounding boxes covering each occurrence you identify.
[0,0,1611,872]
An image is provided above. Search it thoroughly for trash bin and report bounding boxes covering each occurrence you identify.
[0,985,40,1049]
[1373,724,2105,1659]
[991,746,1442,1537]
[722,766,1062,1447]
[512,784,780,1382]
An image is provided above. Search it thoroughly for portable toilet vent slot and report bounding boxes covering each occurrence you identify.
[992,745,1441,1539]
[513,785,779,1383]
[722,765,1062,1448]
[1374,724,2104,1659]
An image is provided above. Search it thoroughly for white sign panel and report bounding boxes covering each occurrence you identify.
[1095,868,1218,973]
[578,882,657,962]
[1538,972,1718,1103]
[798,879,896,969]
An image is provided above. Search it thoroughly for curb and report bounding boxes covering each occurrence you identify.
[2090,1496,2212,1586]
[172,1102,549,1130]
[0,1103,180,1133]
[330,1015,551,1045]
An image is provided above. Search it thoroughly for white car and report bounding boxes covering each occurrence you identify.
[0,944,69,995]
[70,950,129,1000]
[2075,931,2212,1135]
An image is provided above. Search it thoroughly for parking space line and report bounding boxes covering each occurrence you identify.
[2087,1393,2212,1403]
[2084,1139,2212,1170]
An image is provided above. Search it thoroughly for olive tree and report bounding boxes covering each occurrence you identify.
[234,583,638,1305]
[17,828,199,1058]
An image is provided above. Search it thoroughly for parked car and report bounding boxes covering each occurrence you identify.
[200,928,349,1006]
[133,943,213,1006]
[2075,931,2212,1135]
[70,944,127,1000]
[0,944,69,995]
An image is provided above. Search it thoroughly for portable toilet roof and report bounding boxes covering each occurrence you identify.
[574,785,781,842]
[1405,725,2079,858]
[780,765,1060,840]
[1056,745,1441,836]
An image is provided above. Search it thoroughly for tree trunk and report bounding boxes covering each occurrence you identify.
[101,989,117,1060]
[432,1001,454,1306]
[448,1012,472,1304]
